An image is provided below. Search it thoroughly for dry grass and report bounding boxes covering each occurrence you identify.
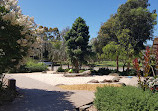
[58,84,122,91]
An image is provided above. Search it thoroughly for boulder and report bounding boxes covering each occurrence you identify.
[64,73,81,77]
[87,79,99,83]
[108,73,119,76]
[112,77,120,82]
[101,79,112,83]
[55,84,65,86]
[81,70,91,75]
[42,71,47,73]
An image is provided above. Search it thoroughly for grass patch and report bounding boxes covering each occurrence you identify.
[95,61,142,67]
[95,61,124,67]
[58,84,122,91]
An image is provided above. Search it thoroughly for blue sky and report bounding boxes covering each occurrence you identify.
[18,0,158,45]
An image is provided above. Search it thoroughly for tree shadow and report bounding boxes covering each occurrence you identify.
[0,88,76,111]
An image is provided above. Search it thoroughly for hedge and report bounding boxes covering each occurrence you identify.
[94,86,158,111]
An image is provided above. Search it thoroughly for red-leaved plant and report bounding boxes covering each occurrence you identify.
[133,58,141,85]
[133,46,153,91]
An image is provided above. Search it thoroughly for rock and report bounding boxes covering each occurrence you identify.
[108,73,119,76]
[64,73,80,77]
[55,84,65,86]
[42,71,47,73]
[79,104,92,111]
[81,70,91,75]
[87,79,99,83]
[101,79,112,83]
[112,77,120,82]
[51,71,57,74]
[86,105,98,111]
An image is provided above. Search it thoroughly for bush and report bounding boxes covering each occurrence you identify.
[120,69,142,76]
[90,70,98,75]
[26,59,47,72]
[110,69,120,73]
[64,68,69,72]
[57,66,65,72]
[97,68,111,75]
[94,86,158,111]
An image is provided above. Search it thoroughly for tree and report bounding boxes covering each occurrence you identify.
[64,17,91,72]
[0,0,37,74]
[96,0,157,71]
[102,42,120,71]
[117,0,157,53]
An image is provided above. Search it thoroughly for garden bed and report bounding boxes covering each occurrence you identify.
[58,84,122,91]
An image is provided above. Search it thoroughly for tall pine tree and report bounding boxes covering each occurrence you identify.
[64,17,90,72]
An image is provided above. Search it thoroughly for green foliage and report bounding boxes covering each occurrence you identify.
[0,6,35,74]
[57,66,65,72]
[93,0,157,71]
[94,86,158,111]
[102,42,120,60]
[97,68,111,75]
[120,69,138,76]
[64,17,92,72]
[25,59,47,72]
[95,61,124,67]
[117,0,157,52]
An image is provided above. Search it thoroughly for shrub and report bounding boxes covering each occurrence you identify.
[64,68,69,72]
[120,69,137,76]
[97,68,111,75]
[57,66,65,72]
[110,69,120,73]
[9,65,30,73]
[94,86,158,111]
[91,70,98,75]
[26,59,47,72]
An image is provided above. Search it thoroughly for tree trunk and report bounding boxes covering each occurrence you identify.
[127,62,130,72]
[116,55,119,72]
[123,64,125,72]
[51,62,54,71]
[74,60,79,73]
[68,63,69,69]
[60,61,62,68]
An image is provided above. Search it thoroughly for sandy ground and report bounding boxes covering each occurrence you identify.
[5,71,140,86]
[0,72,140,111]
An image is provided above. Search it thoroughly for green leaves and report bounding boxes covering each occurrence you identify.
[64,17,91,72]
[95,86,158,111]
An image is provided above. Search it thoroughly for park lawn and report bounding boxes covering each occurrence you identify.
[95,61,125,67]
[95,61,142,67]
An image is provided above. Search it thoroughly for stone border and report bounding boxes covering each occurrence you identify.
[76,101,94,111]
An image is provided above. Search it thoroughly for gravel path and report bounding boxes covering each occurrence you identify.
[0,74,94,111]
